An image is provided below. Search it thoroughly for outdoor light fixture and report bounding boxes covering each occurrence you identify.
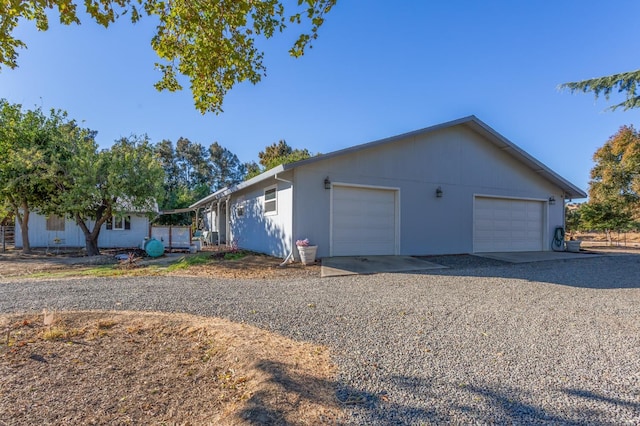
[436,186,443,198]
[549,196,556,205]
[324,177,331,190]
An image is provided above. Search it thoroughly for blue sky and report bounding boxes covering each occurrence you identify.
[2,1,639,195]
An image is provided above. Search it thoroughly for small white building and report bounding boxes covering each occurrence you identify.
[15,213,152,249]
[192,116,586,259]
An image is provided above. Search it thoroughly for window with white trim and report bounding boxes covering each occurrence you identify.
[264,187,277,214]
[46,214,65,231]
[106,216,131,230]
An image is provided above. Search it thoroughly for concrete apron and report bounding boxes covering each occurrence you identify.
[321,255,447,278]
[473,250,604,263]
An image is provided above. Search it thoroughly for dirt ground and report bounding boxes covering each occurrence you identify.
[0,247,320,280]
[572,231,640,247]
[0,311,344,425]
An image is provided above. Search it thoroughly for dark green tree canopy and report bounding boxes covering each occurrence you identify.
[0,99,81,252]
[244,139,313,179]
[49,133,165,255]
[260,139,312,167]
[154,138,246,224]
[1,0,336,114]
[561,69,640,111]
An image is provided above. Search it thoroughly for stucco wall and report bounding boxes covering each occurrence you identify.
[293,126,565,257]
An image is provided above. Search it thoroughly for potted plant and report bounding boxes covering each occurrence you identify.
[296,238,318,265]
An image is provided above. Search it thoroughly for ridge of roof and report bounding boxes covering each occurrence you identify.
[191,116,586,208]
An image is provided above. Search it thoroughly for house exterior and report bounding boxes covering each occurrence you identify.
[192,116,587,259]
[15,213,152,249]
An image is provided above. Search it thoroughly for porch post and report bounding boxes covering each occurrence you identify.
[216,201,221,245]
[225,196,231,247]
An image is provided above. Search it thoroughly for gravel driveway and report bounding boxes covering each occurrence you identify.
[2,254,640,424]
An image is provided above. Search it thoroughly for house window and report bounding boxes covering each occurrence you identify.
[236,205,245,217]
[264,187,277,214]
[106,216,131,230]
[46,214,65,231]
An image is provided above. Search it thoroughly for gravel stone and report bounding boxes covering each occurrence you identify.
[1,254,640,424]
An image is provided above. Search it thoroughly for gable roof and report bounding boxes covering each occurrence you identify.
[191,116,586,208]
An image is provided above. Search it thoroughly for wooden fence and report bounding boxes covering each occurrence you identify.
[1,225,15,252]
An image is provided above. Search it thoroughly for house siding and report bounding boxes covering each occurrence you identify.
[293,126,564,257]
[15,214,150,249]
[229,174,294,258]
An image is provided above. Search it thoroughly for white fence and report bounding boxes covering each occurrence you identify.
[150,226,192,252]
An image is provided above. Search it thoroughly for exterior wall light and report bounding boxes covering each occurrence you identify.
[436,186,443,198]
[324,177,331,190]
[549,196,555,205]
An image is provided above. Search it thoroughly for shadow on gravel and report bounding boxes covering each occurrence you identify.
[563,388,640,411]
[417,253,640,289]
[345,377,640,424]
[239,361,639,425]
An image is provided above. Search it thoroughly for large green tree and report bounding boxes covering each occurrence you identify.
[561,69,640,111]
[579,200,634,245]
[0,99,72,253]
[576,125,640,244]
[1,0,336,114]
[154,139,245,225]
[209,142,246,191]
[589,125,640,213]
[50,134,164,255]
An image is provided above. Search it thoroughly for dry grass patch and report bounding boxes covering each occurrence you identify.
[0,311,343,425]
[167,253,320,280]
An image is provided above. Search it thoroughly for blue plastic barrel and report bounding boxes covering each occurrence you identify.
[145,239,165,258]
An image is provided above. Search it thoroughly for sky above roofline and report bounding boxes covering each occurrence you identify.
[2,1,639,195]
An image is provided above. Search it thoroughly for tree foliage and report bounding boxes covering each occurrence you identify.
[561,69,640,111]
[1,0,336,114]
[579,200,635,244]
[589,125,640,215]
[154,138,245,224]
[49,134,165,255]
[567,126,640,244]
[209,142,247,191]
[246,139,313,179]
[0,99,74,252]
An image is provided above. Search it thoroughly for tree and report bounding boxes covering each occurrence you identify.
[561,69,640,111]
[589,125,640,217]
[580,200,634,245]
[565,204,583,237]
[154,139,245,225]
[209,142,246,191]
[51,134,164,256]
[0,99,71,253]
[1,0,336,114]
[175,138,212,190]
[247,139,313,179]
[578,125,640,245]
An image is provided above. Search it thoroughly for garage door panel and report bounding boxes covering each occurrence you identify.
[332,186,397,256]
[474,197,544,252]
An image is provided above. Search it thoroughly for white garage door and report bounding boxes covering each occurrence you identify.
[331,186,397,256]
[474,197,544,252]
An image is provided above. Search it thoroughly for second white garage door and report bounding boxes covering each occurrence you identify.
[473,197,544,252]
[331,186,398,256]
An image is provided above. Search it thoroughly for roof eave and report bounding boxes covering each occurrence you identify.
[189,165,287,209]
